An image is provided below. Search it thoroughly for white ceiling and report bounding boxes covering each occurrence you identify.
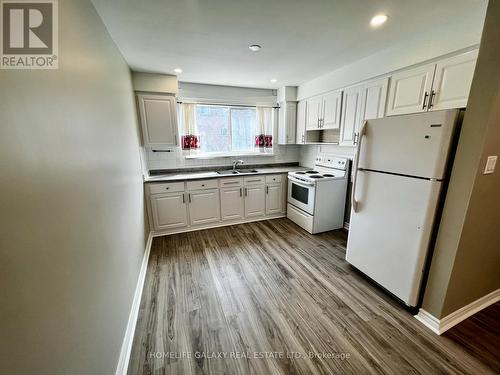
[91,0,488,89]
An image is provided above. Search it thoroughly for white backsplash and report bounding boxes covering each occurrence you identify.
[299,144,356,168]
[146,144,301,171]
[145,143,356,172]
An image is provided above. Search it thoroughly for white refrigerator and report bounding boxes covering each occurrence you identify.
[346,109,461,307]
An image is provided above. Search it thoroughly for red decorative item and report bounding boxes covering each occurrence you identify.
[182,135,200,150]
[255,134,272,148]
[264,135,272,148]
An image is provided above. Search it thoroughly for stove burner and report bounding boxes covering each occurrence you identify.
[323,174,334,177]
[305,170,319,174]
[295,171,306,174]
[309,175,324,179]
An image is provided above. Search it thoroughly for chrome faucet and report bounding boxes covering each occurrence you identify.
[232,159,244,171]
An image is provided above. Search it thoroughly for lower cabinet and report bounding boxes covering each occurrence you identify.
[265,183,283,215]
[187,189,221,226]
[244,185,266,218]
[148,174,287,233]
[220,187,245,221]
[150,192,188,230]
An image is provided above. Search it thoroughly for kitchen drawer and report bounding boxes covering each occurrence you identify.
[219,177,243,188]
[186,179,218,191]
[149,181,185,195]
[265,174,282,184]
[244,176,265,186]
[287,203,313,233]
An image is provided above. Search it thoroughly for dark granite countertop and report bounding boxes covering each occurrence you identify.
[144,162,307,183]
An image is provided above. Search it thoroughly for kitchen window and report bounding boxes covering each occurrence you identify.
[179,103,274,157]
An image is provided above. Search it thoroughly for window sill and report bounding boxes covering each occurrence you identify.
[185,152,275,159]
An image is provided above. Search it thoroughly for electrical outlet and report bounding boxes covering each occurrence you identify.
[484,155,497,175]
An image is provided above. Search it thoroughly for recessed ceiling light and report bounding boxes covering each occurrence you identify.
[370,14,388,27]
[249,44,261,52]
[270,78,277,83]
[174,68,183,73]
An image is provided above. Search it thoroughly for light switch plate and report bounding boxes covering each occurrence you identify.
[484,155,497,175]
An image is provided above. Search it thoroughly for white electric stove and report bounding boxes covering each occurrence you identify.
[287,154,348,234]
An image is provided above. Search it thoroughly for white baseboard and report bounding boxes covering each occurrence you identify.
[115,232,153,375]
[416,288,500,335]
[415,309,442,334]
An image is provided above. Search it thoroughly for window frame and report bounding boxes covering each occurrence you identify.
[182,103,275,159]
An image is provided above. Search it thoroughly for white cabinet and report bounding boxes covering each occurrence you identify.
[137,93,178,146]
[296,100,307,144]
[148,174,287,233]
[278,102,297,145]
[220,187,244,221]
[386,64,436,116]
[430,50,478,111]
[244,185,266,218]
[306,95,323,130]
[360,77,388,121]
[306,90,343,130]
[265,184,282,215]
[340,78,388,147]
[339,84,363,146]
[321,90,343,129]
[187,189,221,226]
[386,50,478,116]
[150,192,188,230]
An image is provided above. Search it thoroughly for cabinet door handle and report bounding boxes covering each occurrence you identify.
[422,91,429,110]
[244,188,248,197]
[353,132,359,145]
[247,179,261,183]
[428,90,436,109]
[239,188,242,197]
[224,181,240,185]
[182,193,185,204]
[266,186,269,194]
[188,193,191,203]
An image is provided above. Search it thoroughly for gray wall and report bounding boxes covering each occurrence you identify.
[0,0,146,374]
[422,0,500,319]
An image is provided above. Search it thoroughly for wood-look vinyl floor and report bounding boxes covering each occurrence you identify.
[128,218,498,375]
[444,302,500,374]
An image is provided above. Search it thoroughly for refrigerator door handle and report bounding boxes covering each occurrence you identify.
[351,121,367,213]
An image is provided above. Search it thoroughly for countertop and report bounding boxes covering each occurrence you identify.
[144,164,308,183]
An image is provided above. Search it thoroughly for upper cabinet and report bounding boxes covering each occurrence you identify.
[386,50,478,116]
[322,90,343,129]
[430,50,478,111]
[306,95,323,130]
[278,101,297,145]
[360,77,388,121]
[137,93,178,146]
[339,84,363,146]
[339,77,388,146]
[386,64,435,116]
[305,90,342,130]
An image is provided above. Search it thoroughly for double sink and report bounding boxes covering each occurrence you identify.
[217,168,259,175]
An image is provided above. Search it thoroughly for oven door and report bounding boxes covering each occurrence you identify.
[288,175,316,215]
